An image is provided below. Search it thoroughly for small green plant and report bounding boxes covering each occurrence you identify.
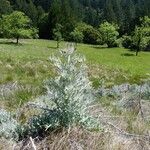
[53,24,63,48]
[70,28,83,49]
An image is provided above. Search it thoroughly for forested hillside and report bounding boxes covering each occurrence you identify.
[1,0,150,39]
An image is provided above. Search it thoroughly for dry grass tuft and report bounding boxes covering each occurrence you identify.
[10,127,105,150]
[1,126,149,150]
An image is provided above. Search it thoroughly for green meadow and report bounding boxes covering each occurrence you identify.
[0,39,149,88]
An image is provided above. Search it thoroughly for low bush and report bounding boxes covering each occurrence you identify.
[99,21,119,48]
[98,82,150,100]
[122,35,150,51]
[75,23,100,45]
[0,109,20,140]
[142,38,150,51]
[122,35,134,49]
[83,27,100,45]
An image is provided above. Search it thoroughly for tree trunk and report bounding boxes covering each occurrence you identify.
[57,41,59,48]
[136,38,141,56]
[136,50,138,56]
[75,42,77,50]
[16,37,19,44]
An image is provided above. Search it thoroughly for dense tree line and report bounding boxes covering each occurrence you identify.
[0,0,150,41]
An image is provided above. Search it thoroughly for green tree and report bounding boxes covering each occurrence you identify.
[75,23,100,45]
[53,24,63,48]
[105,0,116,23]
[99,21,119,47]
[8,0,150,40]
[0,11,37,44]
[27,0,38,26]
[38,13,49,39]
[70,28,83,49]
[48,0,62,39]
[133,27,143,56]
[133,16,150,56]
[48,0,77,41]
[0,0,12,16]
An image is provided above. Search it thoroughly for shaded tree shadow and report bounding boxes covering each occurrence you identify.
[47,46,58,49]
[121,53,135,57]
[92,45,107,49]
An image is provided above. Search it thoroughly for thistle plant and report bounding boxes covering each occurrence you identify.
[46,50,94,125]
[23,47,100,137]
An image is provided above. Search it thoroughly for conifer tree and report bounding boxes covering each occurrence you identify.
[0,0,12,16]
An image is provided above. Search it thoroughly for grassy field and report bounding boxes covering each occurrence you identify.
[0,39,150,149]
[79,44,150,86]
[79,44,150,76]
[0,39,150,87]
[0,39,56,85]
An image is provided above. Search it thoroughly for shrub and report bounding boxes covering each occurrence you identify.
[122,35,150,51]
[122,35,133,49]
[75,23,100,45]
[141,37,150,51]
[20,48,100,138]
[70,28,83,47]
[20,109,61,138]
[115,37,123,47]
[98,82,150,100]
[0,109,20,140]
[99,22,119,47]
[145,39,150,51]
[82,27,100,45]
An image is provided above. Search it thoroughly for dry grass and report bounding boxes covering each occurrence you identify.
[0,126,149,150]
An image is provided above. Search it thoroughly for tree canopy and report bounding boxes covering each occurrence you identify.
[99,22,119,47]
[0,11,37,43]
[1,0,149,40]
[133,16,150,55]
[0,0,12,16]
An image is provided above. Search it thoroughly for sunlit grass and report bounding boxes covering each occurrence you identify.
[78,44,150,77]
[0,39,149,85]
[0,39,149,109]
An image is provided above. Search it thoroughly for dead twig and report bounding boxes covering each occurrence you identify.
[30,137,37,150]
